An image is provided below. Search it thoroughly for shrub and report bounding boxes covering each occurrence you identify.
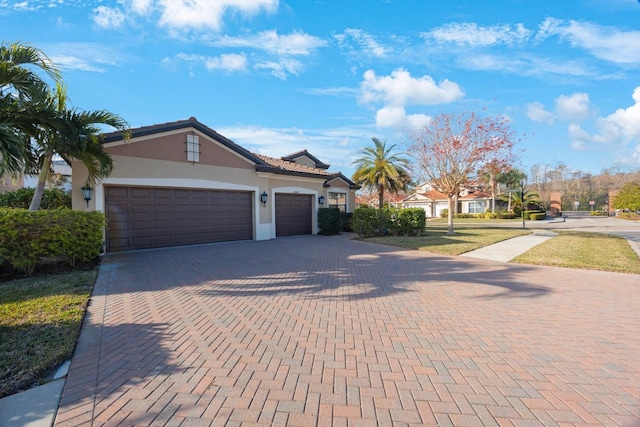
[0,208,105,275]
[396,208,426,236]
[440,208,448,219]
[523,210,545,220]
[352,206,380,238]
[0,188,71,210]
[590,210,607,216]
[529,212,546,221]
[497,212,516,219]
[318,207,342,235]
[340,212,353,232]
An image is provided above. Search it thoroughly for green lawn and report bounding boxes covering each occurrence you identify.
[365,225,532,255]
[0,270,96,398]
[512,231,640,274]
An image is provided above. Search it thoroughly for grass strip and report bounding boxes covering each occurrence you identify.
[511,231,640,274]
[0,270,96,398]
[364,226,532,255]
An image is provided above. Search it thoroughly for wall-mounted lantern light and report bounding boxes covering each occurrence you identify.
[318,195,325,206]
[260,191,268,207]
[81,184,93,207]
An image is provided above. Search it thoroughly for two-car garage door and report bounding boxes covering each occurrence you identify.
[105,186,253,252]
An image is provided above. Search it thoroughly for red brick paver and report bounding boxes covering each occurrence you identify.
[55,235,640,426]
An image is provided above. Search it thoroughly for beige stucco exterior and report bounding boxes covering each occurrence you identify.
[72,120,357,242]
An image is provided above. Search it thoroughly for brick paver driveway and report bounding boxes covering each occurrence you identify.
[55,235,640,426]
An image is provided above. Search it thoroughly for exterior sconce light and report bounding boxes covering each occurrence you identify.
[260,191,268,207]
[81,184,93,207]
[318,195,325,206]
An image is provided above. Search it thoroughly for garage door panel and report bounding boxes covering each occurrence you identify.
[105,186,253,252]
[275,193,312,237]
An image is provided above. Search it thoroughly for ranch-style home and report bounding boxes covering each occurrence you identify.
[401,182,493,218]
[71,117,358,252]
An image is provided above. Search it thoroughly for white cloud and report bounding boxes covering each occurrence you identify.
[255,58,303,80]
[536,17,640,64]
[172,52,248,72]
[527,102,555,125]
[568,87,640,165]
[359,68,464,107]
[46,42,124,72]
[555,93,592,122]
[204,53,248,71]
[359,68,461,132]
[422,22,531,46]
[528,92,593,125]
[157,0,277,31]
[92,0,278,32]
[214,30,327,56]
[93,5,126,28]
[334,28,390,59]
[375,106,430,130]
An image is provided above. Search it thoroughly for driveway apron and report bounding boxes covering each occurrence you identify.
[55,234,640,426]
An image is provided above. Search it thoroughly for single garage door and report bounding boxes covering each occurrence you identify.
[105,186,253,252]
[275,193,312,237]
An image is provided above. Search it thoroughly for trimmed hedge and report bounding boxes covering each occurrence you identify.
[391,208,426,236]
[523,210,546,220]
[352,206,381,238]
[318,207,342,235]
[449,212,517,219]
[352,206,426,238]
[529,212,546,221]
[0,208,105,275]
[0,188,71,210]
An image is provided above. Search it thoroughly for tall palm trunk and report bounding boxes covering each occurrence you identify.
[28,149,54,210]
[378,185,384,210]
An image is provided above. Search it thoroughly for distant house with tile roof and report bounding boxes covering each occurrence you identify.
[401,182,493,217]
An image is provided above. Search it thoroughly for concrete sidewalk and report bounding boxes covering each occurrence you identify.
[460,229,558,262]
[0,362,69,427]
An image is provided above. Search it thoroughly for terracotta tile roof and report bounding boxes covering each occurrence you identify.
[459,191,492,200]
[281,149,330,169]
[101,117,355,184]
[253,153,332,177]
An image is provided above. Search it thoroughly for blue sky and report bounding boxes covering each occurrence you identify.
[3,0,640,180]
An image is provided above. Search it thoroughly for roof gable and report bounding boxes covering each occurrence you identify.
[101,118,354,181]
[281,150,330,170]
[102,117,264,166]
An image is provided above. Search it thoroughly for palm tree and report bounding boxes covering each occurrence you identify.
[503,188,543,214]
[1,42,61,174]
[497,168,527,213]
[352,137,410,210]
[27,83,129,210]
[478,161,502,213]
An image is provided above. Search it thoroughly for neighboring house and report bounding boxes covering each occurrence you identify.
[23,159,72,191]
[71,117,358,252]
[355,191,407,209]
[0,172,23,194]
[401,182,493,217]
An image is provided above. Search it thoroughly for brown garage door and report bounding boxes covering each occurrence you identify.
[275,193,312,237]
[105,186,253,252]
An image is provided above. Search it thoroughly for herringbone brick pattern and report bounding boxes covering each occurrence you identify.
[55,235,640,426]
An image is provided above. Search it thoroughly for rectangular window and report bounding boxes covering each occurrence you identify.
[328,192,346,212]
[468,201,483,214]
[186,134,200,162]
